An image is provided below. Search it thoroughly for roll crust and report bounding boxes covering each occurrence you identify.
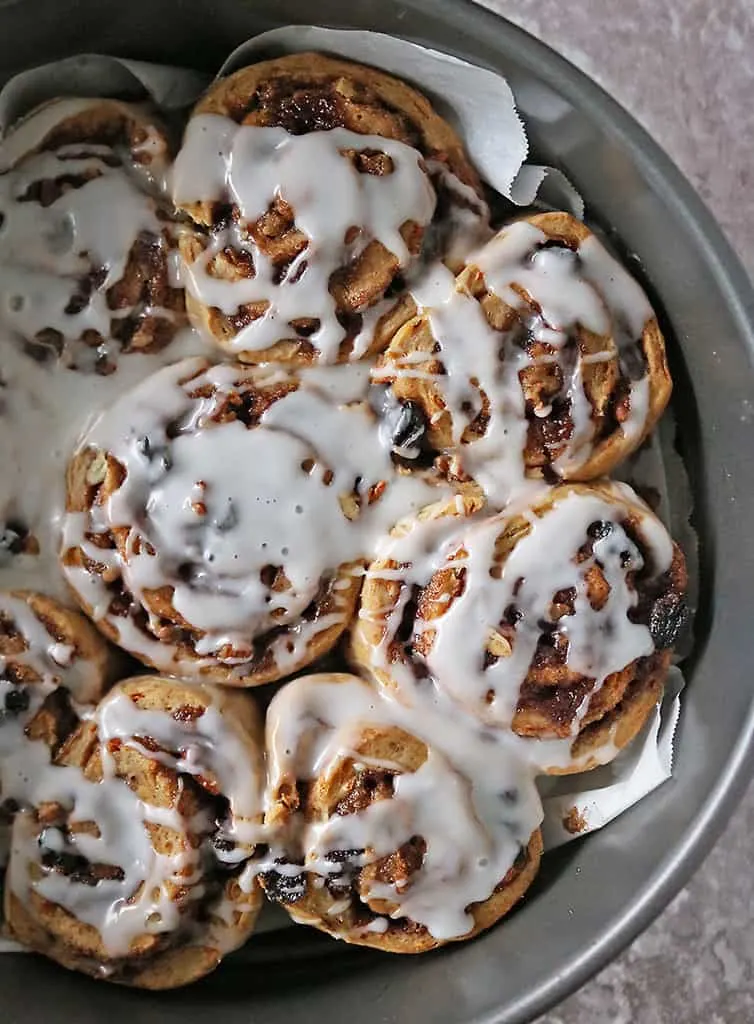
[377,212,672,489]
[353,481,687,774]
[0,97,185,369]
[4,676,264,988]
[175,53,484,365]
[60,358,404,686]
[260,673,542,951]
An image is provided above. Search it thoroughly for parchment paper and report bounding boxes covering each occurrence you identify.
[0,53,208,135]
[218,25,584,216]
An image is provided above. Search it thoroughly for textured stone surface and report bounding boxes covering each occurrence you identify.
[537,782,754,1023]
[474,2,754,1020]
[478,0,754,278]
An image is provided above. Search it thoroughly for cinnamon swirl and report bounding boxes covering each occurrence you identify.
[61,357,445,685]
[172,53,487,365]
[0,590,117,768]
[0,97,185,373]
[375,212,671,500]
[352,480,687,774]
[258,673,542,951]
[3,676,264,987]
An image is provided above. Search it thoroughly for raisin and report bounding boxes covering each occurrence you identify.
[649,592,689,649]
[1,686,30,716]
[587,520,613,540]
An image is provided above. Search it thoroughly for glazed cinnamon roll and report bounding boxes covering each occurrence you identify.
[375,212,672,500]
[259,673,542,951]
[61,357,444,685]
[3,676,264,988]
[0,590,117,767]
[172,52,487,365]
[0,97,185,373]
[352,480,688,774]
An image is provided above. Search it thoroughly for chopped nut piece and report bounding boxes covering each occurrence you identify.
[487,629,512,658]
[85,451,108,486]
[562,806,589,835]
[339,492,361,521]
[367,481,387,504]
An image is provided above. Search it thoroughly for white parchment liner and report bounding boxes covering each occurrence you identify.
[0,27,695,947]
[219,26,584,217]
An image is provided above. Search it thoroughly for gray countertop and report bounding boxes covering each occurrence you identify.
[475,2,754,1020]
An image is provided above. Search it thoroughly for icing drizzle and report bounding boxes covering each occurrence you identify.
[61,357,448,680]
[355,483,674,756]
[3,681,264,960]
[376,219,657,502]
[173,114,437,361]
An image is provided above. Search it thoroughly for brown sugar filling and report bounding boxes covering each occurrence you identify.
[9,112,183,363]
[230,75,426,150]
[378,515,686,741]
[463,252,651,475]
[263,765,531,936]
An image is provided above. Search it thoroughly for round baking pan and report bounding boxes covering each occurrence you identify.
[1,1,753,1022]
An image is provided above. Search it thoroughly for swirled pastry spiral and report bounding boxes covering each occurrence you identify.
[352,480,687,774]
[258,673,543,951]
[3,676,264,987]
[375,212,672,500]
[172,53,487,365]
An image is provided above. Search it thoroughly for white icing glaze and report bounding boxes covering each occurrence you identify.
[0,99,115,172]
[358,483,674,763]
[0,140,177,364]
[376,220,656,502]
[0,592,103,764]
[61,357,448,676]
[262,673,542,940]
[3,683,264,958]
[0,325,213,597]
[173,114,436,361]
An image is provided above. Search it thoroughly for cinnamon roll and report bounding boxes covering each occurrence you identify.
[61,357,445,685]
[172,52,487,366]
[352,480,688,774]
[3,676,264,988]
[259,673,542,951]
[0,97,185,373]
[375,212,671,500]
[0,590,117,766]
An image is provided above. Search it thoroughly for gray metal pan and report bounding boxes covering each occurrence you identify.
[1,1,753,1022]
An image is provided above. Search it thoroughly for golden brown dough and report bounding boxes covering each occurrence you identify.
[352,481,687,775]
[260,673,542,951]
[176,52,485,365]
[377,212,672,486]
[5,676,264,988]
